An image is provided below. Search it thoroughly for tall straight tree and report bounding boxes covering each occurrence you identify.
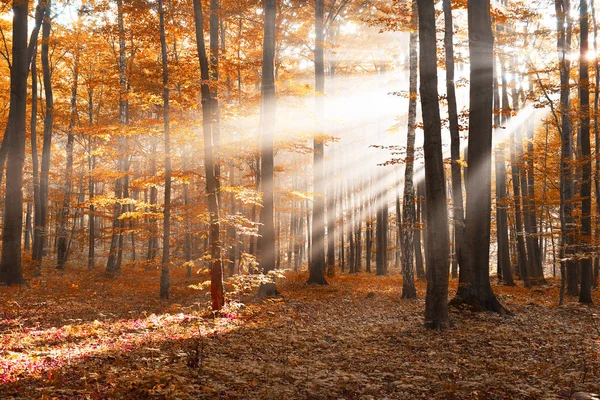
[307,0,328,285]
[401,0,418,299]
[159,0,171,299]
[417,0,451,329]
[257,0,276,273]
[443,0,464,278]
[0,0,29,285]
[452,0,505,313]
[555,0,576,301]
[193,0,224,310]
[106,0,127,276]
[578,0,592,304]
[33,0,54,273]
[57,24,80,270]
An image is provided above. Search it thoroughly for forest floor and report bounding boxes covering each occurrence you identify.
[1,266,600,399]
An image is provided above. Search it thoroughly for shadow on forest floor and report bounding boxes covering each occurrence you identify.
[1,268,599,399]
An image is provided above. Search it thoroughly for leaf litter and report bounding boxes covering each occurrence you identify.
[0,268,599,399]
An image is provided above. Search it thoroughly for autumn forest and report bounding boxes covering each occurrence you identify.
[1,0,600,397]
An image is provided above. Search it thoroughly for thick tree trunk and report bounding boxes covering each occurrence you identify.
[258,0,277,274]
[308,0,328,285]
[401,0,418,298]
[0,0,45,189]
[194,0,224,310]
[452,0,506,314]
[0,0,29,285]
[417,0,451,329]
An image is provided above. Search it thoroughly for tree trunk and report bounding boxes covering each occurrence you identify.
[106,0,127,276]
[159,0,171,299]
[194,0,224,310]
[257,0,277,274]
[493,55,513,285]
[556,0,578,298]
[592,0,600,289]
[443,0,465,284]
[452,0,506,314]
[401,0,418,298]
[326,165,335,276]
[579,0,593,303]
[57,31,80,270]
[417,0,451,329]
[0,0,29,285]
[33,0,53,271]
[504,59,529,283]
[307,0,328,285]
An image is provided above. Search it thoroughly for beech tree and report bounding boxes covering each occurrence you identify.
[307,0,328,285]
[452,0,505,314]
[0,0,29,286]
[417,0,451,329]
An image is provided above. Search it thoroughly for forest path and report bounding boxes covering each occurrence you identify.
[1,269,599,399]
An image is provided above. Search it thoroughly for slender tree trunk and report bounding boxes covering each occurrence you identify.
[579,0,592,303]
[414,180,425,277]
[106,0,127,276]
[326,165,335,276]
[307,0,328,285]
[227,164,237,276]
[417,0,451,328]
[31,45,41,275]
[194,0,224,310]
[592,0,600,289]
[493,55,513,285]
[401,0,418,298]
[556,0,577,299]
[57,32,80,270]
[159,0,171,299]
[443,0,464,284]
[34,0,53,270]
[505,64,529,284]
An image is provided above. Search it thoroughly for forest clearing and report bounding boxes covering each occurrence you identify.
[1,267,600,399]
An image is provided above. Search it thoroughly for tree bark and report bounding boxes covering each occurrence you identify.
[556,0,578,299]
[417,0,451,329]
[194,0,224,310]
[579,0,593,303]
[258,0,277,274]
[57,29,80,270]
[443,0,464,284]
[401,0,418,298]
[106,0,127,276]
[452,0,506,314]
[159,0,171,299]
[0,0,29,286]
[308,0,328,285]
